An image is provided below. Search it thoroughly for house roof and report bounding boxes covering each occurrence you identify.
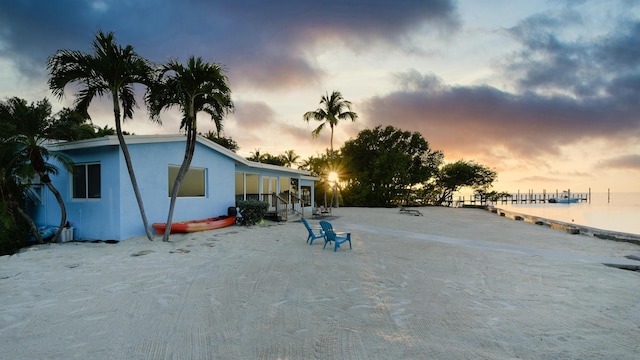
[49,134,317,178]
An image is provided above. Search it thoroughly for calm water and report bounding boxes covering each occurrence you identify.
[490,192,640,235]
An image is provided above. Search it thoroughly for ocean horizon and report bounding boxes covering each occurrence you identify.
[484,192,640,236]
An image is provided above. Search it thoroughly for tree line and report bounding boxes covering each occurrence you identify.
[292,125,501,208]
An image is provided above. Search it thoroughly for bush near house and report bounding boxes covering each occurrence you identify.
[0,207,30,255]
[237,199,269,226]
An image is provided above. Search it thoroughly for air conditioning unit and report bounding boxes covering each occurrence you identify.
[60,227,74,242]
[20,174,42,185]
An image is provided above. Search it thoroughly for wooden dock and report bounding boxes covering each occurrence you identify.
[449,189,591,207]
[500,190,589,204]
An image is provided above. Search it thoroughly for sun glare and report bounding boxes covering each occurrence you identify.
[328,171,339,183]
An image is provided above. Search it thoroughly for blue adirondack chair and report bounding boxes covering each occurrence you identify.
[319,220,352,252]
[301,217,324,245]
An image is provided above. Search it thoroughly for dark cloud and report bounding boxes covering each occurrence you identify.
[361,6,640,165]
[503,6,640,100]
[0,1,174,80]
[597,20,640,71]
[229,53,324,90]
[193,0,461,90]
[362,68,640,162]
[206,0,459,43]
[0,0,459,91]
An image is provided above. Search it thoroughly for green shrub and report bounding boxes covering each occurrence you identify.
[237,199,269,226]
[0,204,30,255]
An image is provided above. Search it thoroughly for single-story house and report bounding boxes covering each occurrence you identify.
[28,135,318,241]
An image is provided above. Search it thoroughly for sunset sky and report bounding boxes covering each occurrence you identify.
[1,0,639,193]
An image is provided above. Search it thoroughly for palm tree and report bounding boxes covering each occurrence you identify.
[1,98,74,243]
[48,108,96,141]
[1,105,40,246]
[146,56,233,242]
[261,154,286,166]
[0,138,41,246]
[248,148,266,162]
[47,30,156,241]
[282,149,300,168]
[304,91,357,208]
[303,91,358,156]
[200,129,239,152]
[95,124,117,137]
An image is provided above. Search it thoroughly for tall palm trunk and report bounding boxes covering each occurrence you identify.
[329,125,339,208]
[30,151,66,243]
[330,125,334,158]
[113,98,154,241]
[163,125,197,242]
[42,178,66,242]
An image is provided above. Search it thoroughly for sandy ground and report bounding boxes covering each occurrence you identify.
[1,207,639,359]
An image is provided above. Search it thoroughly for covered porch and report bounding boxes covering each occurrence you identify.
[234,169,317,221]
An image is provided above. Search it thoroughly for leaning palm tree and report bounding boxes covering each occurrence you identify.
[303,91,358,156]
[146,56,233,242]
[47,30,156,241]
[1,137,46,247]
[1,105,42,245]
[1,98,75,243]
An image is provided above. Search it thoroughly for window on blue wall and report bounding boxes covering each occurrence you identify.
[73,163,101,199]
[168,165,206,197]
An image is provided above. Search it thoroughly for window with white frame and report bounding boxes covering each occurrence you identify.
[168,165,206,197]
[73,163,101,199]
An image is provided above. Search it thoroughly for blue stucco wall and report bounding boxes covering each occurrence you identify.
[71,145,121,240]
[34,139,236,241]
[119,140,236,239]
[31,145,122,240]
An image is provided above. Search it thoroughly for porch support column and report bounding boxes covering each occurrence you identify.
[243,172,247,201]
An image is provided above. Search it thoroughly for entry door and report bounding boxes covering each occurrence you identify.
[262,177,277,207]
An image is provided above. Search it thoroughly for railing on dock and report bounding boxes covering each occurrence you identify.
[450,189,591,207]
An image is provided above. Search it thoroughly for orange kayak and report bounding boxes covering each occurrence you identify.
[152,215,235,234]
